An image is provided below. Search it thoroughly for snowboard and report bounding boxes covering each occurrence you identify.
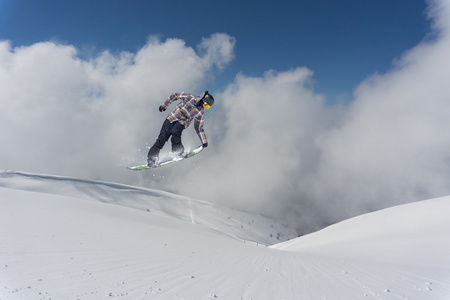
[127,145,204,171]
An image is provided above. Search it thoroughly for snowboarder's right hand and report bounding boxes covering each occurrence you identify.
[159,105,166,112]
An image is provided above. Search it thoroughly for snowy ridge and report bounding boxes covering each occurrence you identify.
[1,170,449,299]
[0,170,296,245]
[273,196,450,263]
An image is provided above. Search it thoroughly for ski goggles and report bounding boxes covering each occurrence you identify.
[204,102,211,110]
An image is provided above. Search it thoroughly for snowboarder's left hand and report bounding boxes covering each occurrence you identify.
[159,105,166,112]
[202,143,208,148]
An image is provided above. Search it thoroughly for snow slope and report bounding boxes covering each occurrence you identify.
[1,170,449,299]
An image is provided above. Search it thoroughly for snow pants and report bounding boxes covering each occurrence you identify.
[147,119,185,160]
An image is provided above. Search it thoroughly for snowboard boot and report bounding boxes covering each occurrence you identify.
[147,156,158,167]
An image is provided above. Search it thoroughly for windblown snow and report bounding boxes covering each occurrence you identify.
[0,170,449,299]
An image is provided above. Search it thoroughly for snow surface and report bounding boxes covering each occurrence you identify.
[1,170,449,299]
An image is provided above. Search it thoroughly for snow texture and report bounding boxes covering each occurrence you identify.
[0,170,449,299]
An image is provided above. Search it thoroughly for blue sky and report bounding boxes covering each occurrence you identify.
[0,0,429,102]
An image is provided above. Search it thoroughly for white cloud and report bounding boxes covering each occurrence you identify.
[173,68,330,219]
[2,0,450,235]
[294,0,450,230]
[172,0,450,233]
[0,34,236,180]
[198,33,236,70]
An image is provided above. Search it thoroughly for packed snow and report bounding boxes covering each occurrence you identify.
[1,170,449,299]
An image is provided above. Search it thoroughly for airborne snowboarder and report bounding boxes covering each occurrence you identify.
[147,91,215,167]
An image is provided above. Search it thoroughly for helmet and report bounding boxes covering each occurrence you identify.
[204,93,215,107]
[201,91,215,109]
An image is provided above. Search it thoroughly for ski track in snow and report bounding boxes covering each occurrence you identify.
[0,170,449,299]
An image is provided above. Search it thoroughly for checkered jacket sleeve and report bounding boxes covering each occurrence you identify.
[194,115,207,144]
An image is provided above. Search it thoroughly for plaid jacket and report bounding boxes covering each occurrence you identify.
[161,92,207,144]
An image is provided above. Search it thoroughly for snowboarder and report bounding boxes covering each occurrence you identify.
[147,91,215,167]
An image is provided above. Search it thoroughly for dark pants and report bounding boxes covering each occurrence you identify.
[148,119,185,160]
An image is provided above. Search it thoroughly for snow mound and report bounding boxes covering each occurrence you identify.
[0,170,296,245]
[274,195,450,263]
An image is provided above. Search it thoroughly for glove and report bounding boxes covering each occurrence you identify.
[159,105,166,112]
[202,143,208,148]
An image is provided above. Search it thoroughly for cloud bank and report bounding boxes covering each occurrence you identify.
[0,33,234,179]
[2,1,450,234]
